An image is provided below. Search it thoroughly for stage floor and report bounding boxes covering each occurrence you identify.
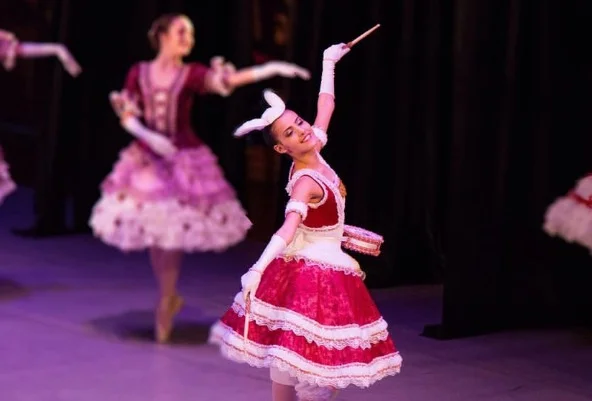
[0,189,591,401]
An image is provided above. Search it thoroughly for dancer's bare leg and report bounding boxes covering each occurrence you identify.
[17,43,81,76]
[150,247,184,343]
[272,381,296,401]
[270,368,297,401]
[295,382,338,401]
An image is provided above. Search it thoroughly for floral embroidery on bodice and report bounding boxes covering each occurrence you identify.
[138,63,189,138]
[122,61,210,148]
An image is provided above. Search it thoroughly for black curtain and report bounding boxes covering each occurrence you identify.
[286,0,592,337]
[29,0,254,231]
[288,0,452,288]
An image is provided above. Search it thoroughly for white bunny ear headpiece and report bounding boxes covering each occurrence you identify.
[233,89,286,137]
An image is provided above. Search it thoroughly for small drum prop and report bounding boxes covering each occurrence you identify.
[342,224,384,256]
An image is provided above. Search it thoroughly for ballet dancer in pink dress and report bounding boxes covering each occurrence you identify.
[89,13,310,343]
[0,29,81,206]
[209,43,402,401]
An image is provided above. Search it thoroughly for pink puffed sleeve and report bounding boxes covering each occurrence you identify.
[123,63,141,98]
[185,62,210,94]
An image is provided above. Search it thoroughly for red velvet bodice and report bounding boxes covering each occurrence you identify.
[122,61,210,149]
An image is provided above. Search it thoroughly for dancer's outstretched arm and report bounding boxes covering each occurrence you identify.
[240,175,322,301]
[109,91,177,158]
[204,56,310,97]
[1,29,81,76]
[312,43,350,150]
[16,42,81,77]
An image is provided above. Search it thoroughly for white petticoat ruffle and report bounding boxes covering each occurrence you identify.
[90,193,252,252]
[209,322,402,389]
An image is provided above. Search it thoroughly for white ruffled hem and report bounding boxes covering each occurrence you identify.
[231,293,389,350]
[209,322,402,389]
[90,193,252,252]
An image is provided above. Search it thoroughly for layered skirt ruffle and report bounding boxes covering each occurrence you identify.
[90,142,251,252]
[209,256,402,389]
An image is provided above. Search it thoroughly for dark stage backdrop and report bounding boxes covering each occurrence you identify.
[284,0,592,337]
[2,0,592,338]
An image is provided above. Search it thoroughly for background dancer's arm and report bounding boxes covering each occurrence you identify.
[204,57,310,97]
[108,65,176,158]
[16,42,81,77]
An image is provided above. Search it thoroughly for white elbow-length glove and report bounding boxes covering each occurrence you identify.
[121,117,177,158]
[110,91,177,158]
[252,61,311,81]
[241,234,287,301]
[319,43,350,97]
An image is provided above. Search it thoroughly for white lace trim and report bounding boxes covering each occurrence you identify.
[286,170,328,210]
[278,254,365,279]
[285,165,345,229]
[230,295,388,349]
[285,200,308,220]
[209,322,402,389]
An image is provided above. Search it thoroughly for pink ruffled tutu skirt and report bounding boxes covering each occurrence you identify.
[209,256,402,389]
[89,142,252,252]
[544,174,592,250]
[0,146,16,204]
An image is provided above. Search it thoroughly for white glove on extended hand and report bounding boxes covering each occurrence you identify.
[121,117,177,158]
[240,270,263,302]
[322,43,351,63]
[320,43,350,97]
[253,61,311,81]
[241,234,287,301]
[55,44,82,77]
[208,56,236,97]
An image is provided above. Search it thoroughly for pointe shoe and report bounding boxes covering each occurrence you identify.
[155,294,184,343]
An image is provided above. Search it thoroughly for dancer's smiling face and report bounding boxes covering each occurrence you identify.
[269,110,318,156]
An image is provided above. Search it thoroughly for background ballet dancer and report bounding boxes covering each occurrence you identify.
[89,13,310,344]
[0,28,81,208]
